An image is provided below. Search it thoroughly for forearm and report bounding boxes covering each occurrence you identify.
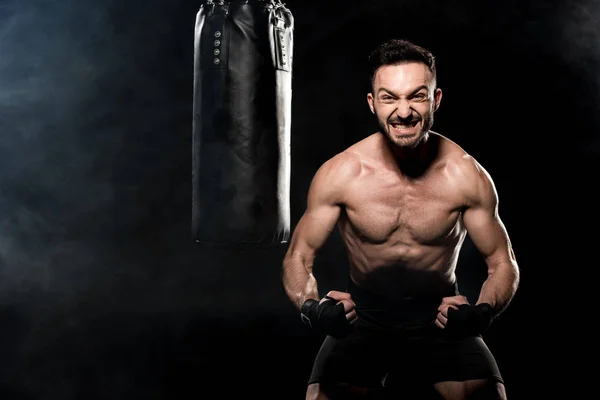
[282,254,320,310]
[477,260,520,315]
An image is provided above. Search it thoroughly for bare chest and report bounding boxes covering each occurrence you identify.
[342,173,464,245]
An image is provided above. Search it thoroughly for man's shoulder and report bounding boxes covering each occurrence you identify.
[318,149,362,183]
[313,135,377,188]
[429,132,493,192]
[443,153,487,187]
[432,132,481,176]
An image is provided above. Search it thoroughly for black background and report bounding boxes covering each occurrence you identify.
[0,0,596,399]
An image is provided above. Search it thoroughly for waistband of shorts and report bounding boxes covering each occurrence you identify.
[348,278,458,331]
[348,277,458,307]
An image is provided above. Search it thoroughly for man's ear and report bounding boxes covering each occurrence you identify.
[367,93,375,114]
[434,88,443,111]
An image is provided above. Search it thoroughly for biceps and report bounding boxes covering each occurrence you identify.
[463,207,512,261]
[287,204,341,260]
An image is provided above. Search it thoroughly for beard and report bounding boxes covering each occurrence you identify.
[375,107,434,149]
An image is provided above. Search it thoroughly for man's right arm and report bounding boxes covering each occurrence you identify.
[282,153,358,310]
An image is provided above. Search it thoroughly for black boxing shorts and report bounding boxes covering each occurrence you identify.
[307,279,503,391]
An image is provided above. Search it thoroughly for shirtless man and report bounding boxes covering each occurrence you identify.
[282,39,520,399]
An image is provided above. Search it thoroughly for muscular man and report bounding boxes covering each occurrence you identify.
[282,39,520,400]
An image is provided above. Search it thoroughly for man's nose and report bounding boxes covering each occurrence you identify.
[395,99,412,118]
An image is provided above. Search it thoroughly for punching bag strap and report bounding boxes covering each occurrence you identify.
[269,1,293,71]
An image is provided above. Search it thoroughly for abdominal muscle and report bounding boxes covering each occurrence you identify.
[339,217,465,301]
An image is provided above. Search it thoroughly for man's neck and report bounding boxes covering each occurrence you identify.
[388,132,439,178]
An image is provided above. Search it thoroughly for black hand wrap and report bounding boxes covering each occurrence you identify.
[300,297,353,338]
[445,303,495,338]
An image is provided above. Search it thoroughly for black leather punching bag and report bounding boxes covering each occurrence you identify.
[192,0,293,247]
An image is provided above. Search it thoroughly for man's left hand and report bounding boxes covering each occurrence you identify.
[436,296,495,337]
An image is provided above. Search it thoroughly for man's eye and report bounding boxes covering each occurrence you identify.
[381,96,393,100]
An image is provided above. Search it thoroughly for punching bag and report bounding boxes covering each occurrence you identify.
[192,0,294,247]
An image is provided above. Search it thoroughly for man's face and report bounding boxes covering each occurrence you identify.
[367,62,442,149]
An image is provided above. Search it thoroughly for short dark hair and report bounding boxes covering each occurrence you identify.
[367,39,437,91]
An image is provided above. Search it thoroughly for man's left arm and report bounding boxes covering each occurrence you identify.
[461,159,520,316]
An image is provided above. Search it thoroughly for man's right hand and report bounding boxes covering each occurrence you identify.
[300,290,357,338]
